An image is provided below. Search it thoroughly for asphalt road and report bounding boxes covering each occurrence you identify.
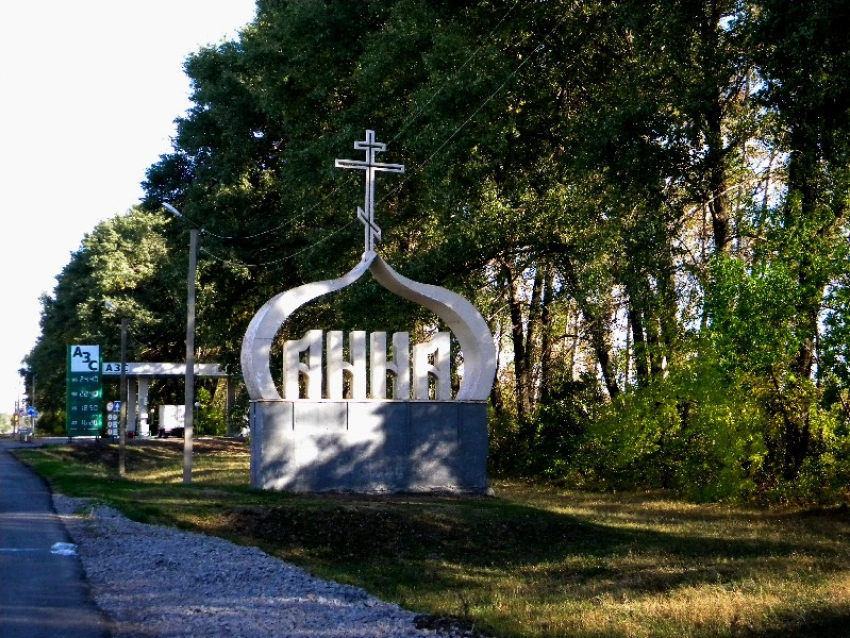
[0,440,111,637]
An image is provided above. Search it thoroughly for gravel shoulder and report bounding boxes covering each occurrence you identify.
[53,494,453,638]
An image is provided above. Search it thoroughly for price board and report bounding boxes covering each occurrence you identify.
[67,345,103,437]
[106,400,121,437]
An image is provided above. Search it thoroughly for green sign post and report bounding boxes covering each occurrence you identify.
[67,345,102,437]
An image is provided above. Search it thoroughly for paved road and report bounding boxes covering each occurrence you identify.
[0,441,111,637]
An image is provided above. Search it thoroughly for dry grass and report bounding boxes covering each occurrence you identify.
[15,440,850,638]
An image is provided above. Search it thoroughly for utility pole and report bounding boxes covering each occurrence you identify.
[183,227,198,484]
[119,317,128,477]
[162,203,199,485]
[31,375,36,438]
[105,301,128,475]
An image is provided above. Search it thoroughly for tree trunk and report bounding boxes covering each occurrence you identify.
[589,319,620,400]
[629,304,650,386]
[703,1,732,255]
[524,266,546,406]
[539,269,555,405]
[778,125,826,479]
[559,254,620,399]
[502,262,532,422]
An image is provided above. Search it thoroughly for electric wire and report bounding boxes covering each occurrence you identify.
[166,0,536,245]
[162,173,358,242]
[197,42,546,268]
[387,0,529,145]
[199,219,360,268]
[373,13,568,211]
[179,6,569,269]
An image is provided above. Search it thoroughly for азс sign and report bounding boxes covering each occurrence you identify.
[66,345,102,437]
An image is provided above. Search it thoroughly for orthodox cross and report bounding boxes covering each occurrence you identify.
[335,130,405,252]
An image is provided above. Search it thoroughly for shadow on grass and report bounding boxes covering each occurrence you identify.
[177,492,844,599]
[16,442,850,638]
[745,606,850,638]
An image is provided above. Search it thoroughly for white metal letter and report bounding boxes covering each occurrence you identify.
[413,332,451,400]
[327,331,367,400]
[370,332,410,399]
[283,330,323,399]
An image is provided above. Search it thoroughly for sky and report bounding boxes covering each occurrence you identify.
[0,1,258,413]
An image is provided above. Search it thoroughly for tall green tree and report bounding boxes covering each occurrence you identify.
[742,0,850,478]
[23,208,189,432]
[123,0,850,496]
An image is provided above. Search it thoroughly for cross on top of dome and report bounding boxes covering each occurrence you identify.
[335,130,405,252]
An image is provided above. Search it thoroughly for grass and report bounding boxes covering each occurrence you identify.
[14,439,850,638]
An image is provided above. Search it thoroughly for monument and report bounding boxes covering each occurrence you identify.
[241,130,497,493]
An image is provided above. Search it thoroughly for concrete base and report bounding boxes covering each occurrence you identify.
[249,400,489,493]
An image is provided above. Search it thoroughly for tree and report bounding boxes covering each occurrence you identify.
[22,208,191,433]
[21,0,844,498]
[739,0,850,479]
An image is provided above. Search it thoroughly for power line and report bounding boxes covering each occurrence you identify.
[199,219,359,268]
[374,15,568,210]
[388,0,531,145]
[164,1,537,246]
[175,5,569,269]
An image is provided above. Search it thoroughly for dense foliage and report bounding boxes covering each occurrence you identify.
[23,0,850,502]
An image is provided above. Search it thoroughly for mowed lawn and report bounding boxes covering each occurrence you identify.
[15,439,850,638]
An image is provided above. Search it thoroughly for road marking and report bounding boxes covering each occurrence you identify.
[0,542,78,556]
[51,542,78,556]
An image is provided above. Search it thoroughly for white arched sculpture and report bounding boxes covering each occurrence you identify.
[241,251,497,403]
[241,130,496,493]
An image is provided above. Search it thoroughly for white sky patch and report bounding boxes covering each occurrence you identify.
[0,0,257,411]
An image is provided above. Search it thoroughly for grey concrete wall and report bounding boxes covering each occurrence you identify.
[250,400,489,493]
